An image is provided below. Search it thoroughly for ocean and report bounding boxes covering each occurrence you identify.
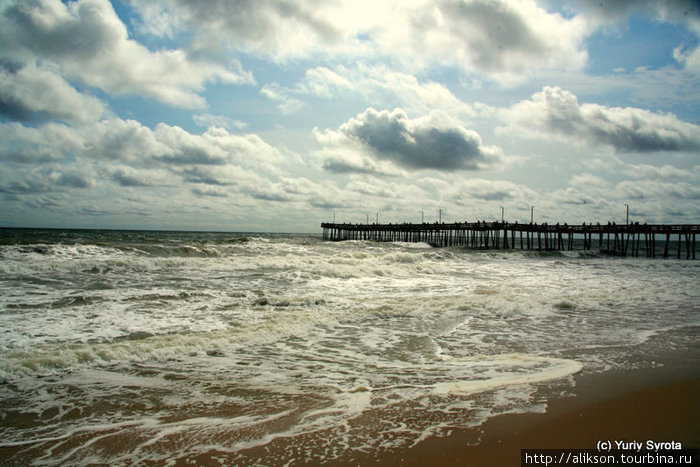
[0,228,698,465]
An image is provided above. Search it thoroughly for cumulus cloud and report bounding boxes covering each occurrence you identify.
[0,121,86,163]
[78,120,282,171]
[409,0,588,78]
[84,119,165,162]
[0,119,284,197]
[131,0,346,61]
[0,62,105,122]
[0,0,252,109]
[130,0,589,82]
[674,42,700,74]
[500,86,700,153]
[316,108,502,173]
[0,165,94,194]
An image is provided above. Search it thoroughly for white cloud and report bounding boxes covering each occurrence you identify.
[621,163,697,180]
[260,84,305,114]
[674,43,700,74]
[193,114,247,131]
[558,0,700,75]
[1,1,699,229]
[0,121,87,163]
[0,119,284,196]
[374,0,589,81]
[262,64,476,118]
[0,62,105,122]
[131,0,349,61]
[570,173,609,187]
[130,0,589,82]
[0,0,253,109]
[499,86,700,153]
[0,164,95,194]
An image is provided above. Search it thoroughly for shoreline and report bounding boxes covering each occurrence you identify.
[3,362,696,467]
[187,348,700,466]
[347,351,700,466]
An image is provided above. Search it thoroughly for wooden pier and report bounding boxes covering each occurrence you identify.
[321,221,700,259]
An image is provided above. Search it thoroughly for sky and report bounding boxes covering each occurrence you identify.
[0,0,699,232]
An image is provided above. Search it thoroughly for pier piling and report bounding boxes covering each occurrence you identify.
[321,222,699,259]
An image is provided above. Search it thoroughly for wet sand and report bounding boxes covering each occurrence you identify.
[188,350,699,466]
[354,354,700,467]
[6,357,695,466]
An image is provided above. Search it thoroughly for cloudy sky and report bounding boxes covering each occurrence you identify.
[1,0,699,232]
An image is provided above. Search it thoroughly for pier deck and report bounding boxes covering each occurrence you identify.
[321,222,699,259]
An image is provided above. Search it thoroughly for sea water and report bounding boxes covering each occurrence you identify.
[0,229,698,465]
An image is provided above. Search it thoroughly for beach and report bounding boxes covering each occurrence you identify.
[1,229,698,465]
[364,349,700,466]
[209,340,698,466]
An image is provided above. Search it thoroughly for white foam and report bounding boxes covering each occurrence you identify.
[433,355,583,396]
[1,233,698,465]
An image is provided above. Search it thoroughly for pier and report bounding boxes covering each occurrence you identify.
[321,222,699,259]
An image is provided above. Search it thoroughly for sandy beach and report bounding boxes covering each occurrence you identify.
[199,347,699,466]
[346,350,700,467]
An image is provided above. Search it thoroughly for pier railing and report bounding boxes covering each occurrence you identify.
[321,222,699,259]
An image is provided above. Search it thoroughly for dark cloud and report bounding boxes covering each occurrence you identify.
[0,148,58,164]
[585,110,698,153]
[157,148,229,166]
[309,198,350,210]
[472,190,514,201]
[0,100,33,121]
[322,157,388,175]
[55,172,92,189]
[0,168,92,194]
[558,0,698,23]
[2,0,127,62]
[112,170,149,187]
[78,206,113,216]
[179,167,234,186]
[0,179,48,194]
[191,187,229,198]
[251,192,293,202]
[0,63,34,121]
[336,108,501,171]
[111,168,170,188]
[438,0,550,73]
